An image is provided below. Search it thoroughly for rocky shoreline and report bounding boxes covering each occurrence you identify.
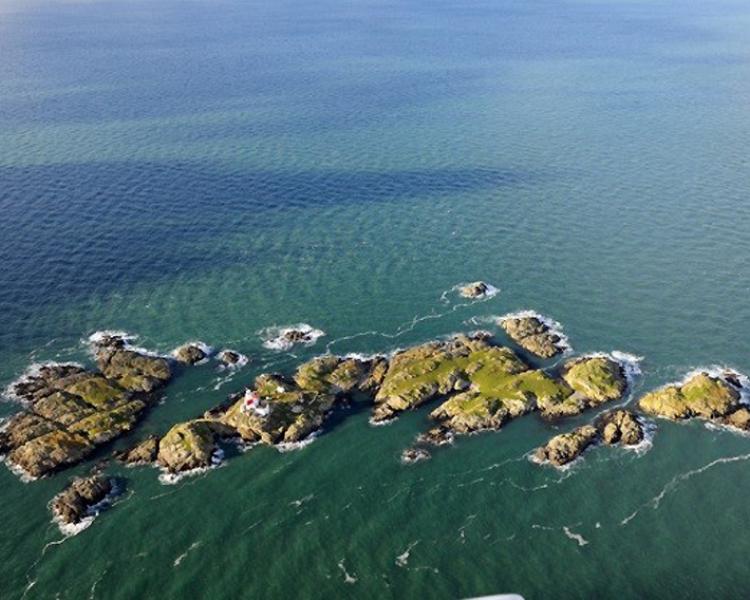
[1,316,749,533]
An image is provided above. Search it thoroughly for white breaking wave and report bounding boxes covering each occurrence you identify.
[562,526,589,547]
[86,330,164,358]
[276,431,319,452]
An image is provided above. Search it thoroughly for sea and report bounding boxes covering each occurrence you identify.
[1,0,750,597]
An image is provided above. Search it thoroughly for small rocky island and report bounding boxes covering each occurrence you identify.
[458,281,494,299]
[50,472,117,531]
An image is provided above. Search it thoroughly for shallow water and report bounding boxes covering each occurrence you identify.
[2,0,750,598]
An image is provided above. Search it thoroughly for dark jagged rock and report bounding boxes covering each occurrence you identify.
[416,427,455,447]
[596,410,644,446]
[459,281,491,299]
[50,473,114,527]
[114,435,159,465]
[173,343,208,365]
[217,350,245,367]
[401,447,431,464]
[534,410,645,468]
[500,314,564,359]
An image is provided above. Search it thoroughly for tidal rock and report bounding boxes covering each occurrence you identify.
[459,281,490,299]
[401,447,431,464]
[500,314,564,359]
[217,350,245,367]
[416,427,455,447]
[639,372,741,420]
[537,356,627,418]
[157,420,235,473]
[50,473,114,526]
[173,343,208,365]
[719,407,750,431]
[596,410,644,446]
[114,435,159,465]
[534,425,598,467]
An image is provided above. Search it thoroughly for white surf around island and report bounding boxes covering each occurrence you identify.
[260,324,326,351]
[444,281,500,302]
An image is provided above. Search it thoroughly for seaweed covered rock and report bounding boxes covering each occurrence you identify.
[459,281,491,299]
[639,372,741,420]
[596,410,644,446]
[50,473,114,527]
[220,373,339,445]
[537,356,627,418]
[500,314,564,359]
[173,343,208,365]
[157,420,235,473]
[534,425,598,467]
[114,435,159,465]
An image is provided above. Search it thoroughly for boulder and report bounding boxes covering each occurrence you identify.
[173,343,208,365]
[459,281,490,299]
[401,447,431,464]
[596,410,644,446]
[50,474,113,526]
[94,338,171,393]
[217,350,244,367]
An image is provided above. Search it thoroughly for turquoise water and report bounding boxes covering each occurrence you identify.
[2,0,750,597]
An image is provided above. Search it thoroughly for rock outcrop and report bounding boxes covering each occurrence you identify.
[50,473,114,527]
[500,314,564,359]
[1,336,171,479]
[534,425,598,467]
[459,281,491,299]
[157,420,235,473]
[373,334,567,424]
[596,410,644,446]
[114,435,159,465]
[93,336,171,393]
[537,356,628,418]
[534,409,645,467]
[218,350,245,367]
[639,371,742,421]
[173,343,208,365]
